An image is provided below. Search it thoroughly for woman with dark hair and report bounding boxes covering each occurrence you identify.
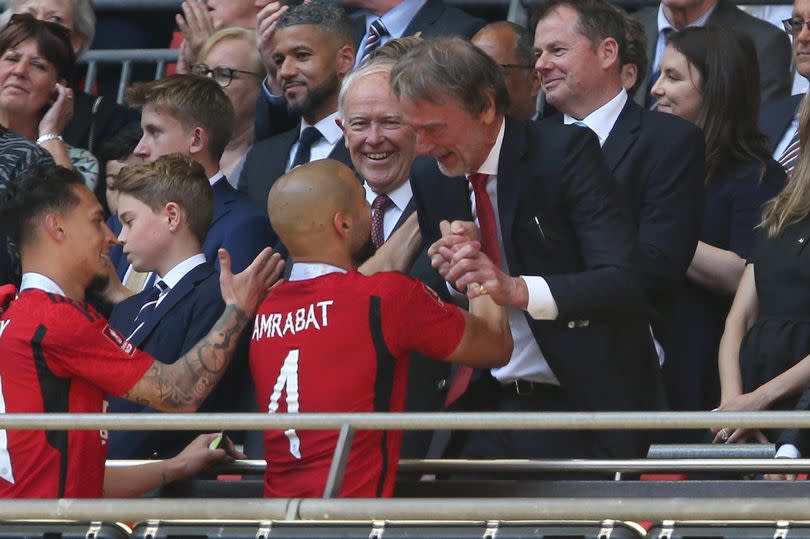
[0,13,97,189]
[650,27,787,417]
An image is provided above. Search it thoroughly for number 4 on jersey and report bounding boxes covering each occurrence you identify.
[268,349,302,459]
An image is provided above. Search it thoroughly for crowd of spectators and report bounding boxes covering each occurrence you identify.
[0,0,808,498]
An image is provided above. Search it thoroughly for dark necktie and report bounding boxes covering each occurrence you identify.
[778,130,801,174]
[371,194,393,249]
[360,19,388,63]
[290,126,322,169]
[444,173,500,408]
[126,280,168,341]
[645,27,674,110]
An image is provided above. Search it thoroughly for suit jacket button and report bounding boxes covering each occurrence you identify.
[567,321,575,329]
[436,379,447,390]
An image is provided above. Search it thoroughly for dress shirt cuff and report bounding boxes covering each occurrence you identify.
[522,276,559,320]
[446,280,467,301]
[262,77,285,105]
[776,444,801,459]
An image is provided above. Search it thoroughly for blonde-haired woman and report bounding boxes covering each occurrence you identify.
[716,95,810,445]
[191,27,262,187]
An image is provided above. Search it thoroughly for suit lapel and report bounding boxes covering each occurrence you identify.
[601,99,641,173]
[403,0,441,36]
[128,263,214,347]
[392,197,416,232]
[496,117,526,258]
[210,177,235,229]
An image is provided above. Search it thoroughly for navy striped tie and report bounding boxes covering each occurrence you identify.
[126,280,168,340]
[360,19,388,62]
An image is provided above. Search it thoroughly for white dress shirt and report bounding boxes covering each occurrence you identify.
[209,170,226,187]
[20,273,66,295]
[448,119,559,384]
[153,253,207,308]
[364,179,413,242]
[563,89,628,147]
[285,112,343,172]
[776,443,800,459]
[355,0,428,67]
[289,262,347,281]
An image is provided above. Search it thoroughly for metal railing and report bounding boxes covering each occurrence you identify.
[78,49,178,105]
[1,497,810,521]
[2,410,810,430]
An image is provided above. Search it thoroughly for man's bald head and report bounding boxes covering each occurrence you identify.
[268,160,372,264]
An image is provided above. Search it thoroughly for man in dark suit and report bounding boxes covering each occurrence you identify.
[392,37,662,461]
[336,53,453,459]
[760,0,810,173]
[253,0,485,141]
[106,155,245,459]
[348,0,485,66]
[239,2,356,213]
[109,74,275,297]
[633,0,791,106]
[534,0,704,411]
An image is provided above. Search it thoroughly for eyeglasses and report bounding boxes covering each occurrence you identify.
[8,13,72,44]
[782,17,810,35]
[190,64,263,87]
[499,63,534,70]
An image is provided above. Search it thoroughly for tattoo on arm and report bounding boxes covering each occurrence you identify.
[123,305,250,411]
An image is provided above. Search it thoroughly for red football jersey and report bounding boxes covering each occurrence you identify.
[0,288,154,498]
[250,270,465,498]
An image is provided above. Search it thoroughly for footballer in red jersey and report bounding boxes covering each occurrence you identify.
[251,159,512,498]
[0,285,154,498]
[251,269,466,497]
[0,164,283,499]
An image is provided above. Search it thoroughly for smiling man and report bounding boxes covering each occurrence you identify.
[336,46,456,459]
[393,37,663,463]
[238,1,357,213]
[533,0,704,413]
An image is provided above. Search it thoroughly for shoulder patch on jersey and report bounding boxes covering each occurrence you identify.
[102,324,135,356]
[419,282,447,309]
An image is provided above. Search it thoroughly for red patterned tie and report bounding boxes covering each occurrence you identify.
[371,194,393,249]
[444,173,500,407]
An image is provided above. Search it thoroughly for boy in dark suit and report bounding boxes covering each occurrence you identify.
[106,153,246,459]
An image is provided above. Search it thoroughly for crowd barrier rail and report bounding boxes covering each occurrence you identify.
[1,497,810,521]
[2,410,810,431]
[4,412,810,521]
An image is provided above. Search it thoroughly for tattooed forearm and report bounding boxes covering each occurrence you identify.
[123,304,251,412]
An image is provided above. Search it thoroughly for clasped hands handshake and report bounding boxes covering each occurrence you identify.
[428,220,527,308]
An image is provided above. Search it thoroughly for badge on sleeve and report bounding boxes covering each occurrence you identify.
[102,324,135,356]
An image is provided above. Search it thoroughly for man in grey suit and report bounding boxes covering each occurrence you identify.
[634,0,792,106]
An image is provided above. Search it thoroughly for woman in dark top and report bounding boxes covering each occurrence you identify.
[650,27,787,418]
[715,92,810,444]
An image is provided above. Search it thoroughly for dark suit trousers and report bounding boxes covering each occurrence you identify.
[447,374,612,480]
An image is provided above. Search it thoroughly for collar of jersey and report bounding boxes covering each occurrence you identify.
[289,262,348,281]
[20,272,66,296]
